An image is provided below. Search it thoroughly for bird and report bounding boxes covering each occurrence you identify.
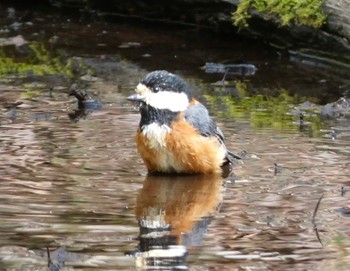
[127,70,240,175]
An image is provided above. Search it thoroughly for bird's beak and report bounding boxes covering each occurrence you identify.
[127,93,146,102]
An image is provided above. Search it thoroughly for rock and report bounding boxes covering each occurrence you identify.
[325,0,350,43]
[10,1,350,65]
[320,97,350,118]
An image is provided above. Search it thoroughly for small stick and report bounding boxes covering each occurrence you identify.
[47,247,52,267]
[312,193,324,247]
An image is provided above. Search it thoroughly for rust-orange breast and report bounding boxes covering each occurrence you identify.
[136,119,226,174]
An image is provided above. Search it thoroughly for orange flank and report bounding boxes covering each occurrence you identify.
[136,130,164,171]
[136,118,226,174]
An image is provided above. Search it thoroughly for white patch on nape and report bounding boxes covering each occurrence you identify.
[146,91,189,112]
[142,123,171,149]
[135,83,150,95]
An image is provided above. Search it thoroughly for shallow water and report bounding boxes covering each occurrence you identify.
[1,3,350,271]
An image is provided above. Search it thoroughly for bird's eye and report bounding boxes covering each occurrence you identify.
[153,87,160,93]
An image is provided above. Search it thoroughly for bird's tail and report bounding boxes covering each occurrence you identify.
[221,150,241,178]
[226,150,241,163]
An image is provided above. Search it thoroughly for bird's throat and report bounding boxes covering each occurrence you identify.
[139,104,179,128]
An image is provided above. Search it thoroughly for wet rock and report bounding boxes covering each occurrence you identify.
[0,35,27,47]
[80,74,98,82]
[41,0,350,61]
[68,84,102,122]
[299,101,318,110]
[293,98,350,120]
[320,97,350,118]
[47,246,81,270]
[204,62,257,76]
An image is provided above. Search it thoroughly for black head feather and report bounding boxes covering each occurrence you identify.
[140,70,193,99]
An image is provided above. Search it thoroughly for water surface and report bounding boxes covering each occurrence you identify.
[1,4,350,270]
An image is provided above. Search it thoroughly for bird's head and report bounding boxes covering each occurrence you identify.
[127,70,193,112]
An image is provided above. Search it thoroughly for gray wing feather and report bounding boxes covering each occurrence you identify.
[184,101,241,162]
[184,101,222,140]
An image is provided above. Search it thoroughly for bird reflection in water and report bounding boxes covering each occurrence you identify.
[134,173,223,270]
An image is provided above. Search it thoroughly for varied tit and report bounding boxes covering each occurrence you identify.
[128,70,240,175]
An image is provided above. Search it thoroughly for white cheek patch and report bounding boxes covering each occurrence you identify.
[146,91,189,112]
[135,83,189,112]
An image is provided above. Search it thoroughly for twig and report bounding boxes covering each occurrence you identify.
[312,193,324,247]
[47,247,52,267]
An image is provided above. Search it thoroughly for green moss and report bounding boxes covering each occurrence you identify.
[204,80,323,134]
[232,0,326,29]
[21,90,41,99]
[0,42,86,77]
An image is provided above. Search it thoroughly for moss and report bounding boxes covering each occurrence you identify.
[21,90,41,99]
[232,0,326,29]
[204,80,323,134]
[0,42,87,77]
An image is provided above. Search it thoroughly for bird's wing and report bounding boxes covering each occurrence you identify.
[184,100,241,162]
[184,100,223,140]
